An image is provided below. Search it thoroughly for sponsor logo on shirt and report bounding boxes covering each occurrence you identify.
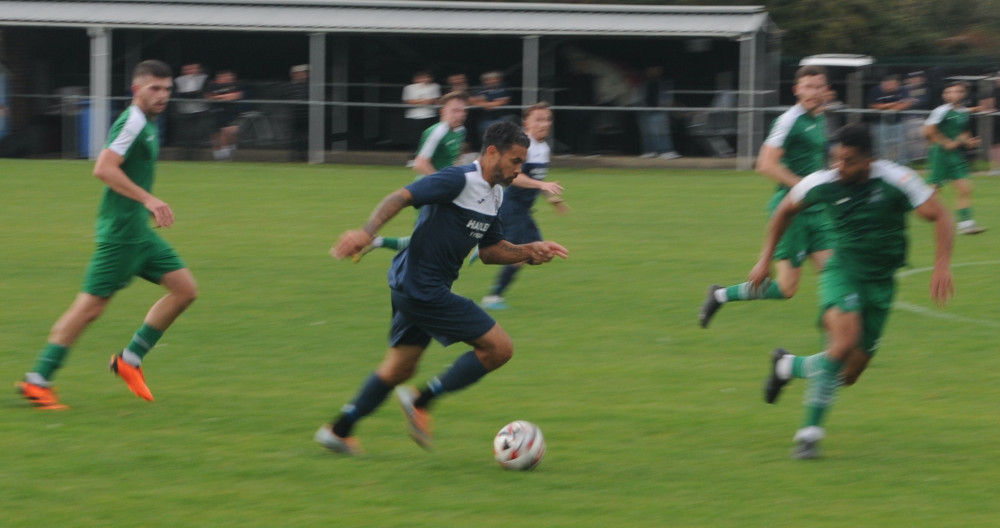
[465,219,492,239]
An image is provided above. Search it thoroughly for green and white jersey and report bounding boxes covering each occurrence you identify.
[763,104,827,213]
[97,105,160,244]
[788,160,934,279]
[764,104,827,183]
[925,103,969,141]
[417,122,465,171]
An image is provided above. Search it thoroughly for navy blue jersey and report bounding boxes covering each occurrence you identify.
[502,136,551,212]
[389,162,505,301]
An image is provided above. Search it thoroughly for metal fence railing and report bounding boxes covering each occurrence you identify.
[2,90,998,172]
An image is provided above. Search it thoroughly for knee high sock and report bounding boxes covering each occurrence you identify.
[798,352,844,428]
[31,343,70,382]
[332,372,393,437]
[414,351,489,408]
[123,323,164,366]
[379,237,411,251]
[723,279,785,302]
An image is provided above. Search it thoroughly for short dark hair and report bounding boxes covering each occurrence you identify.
[833,123,873,157]
[523,101,551,120]
[481,121,529,155]
[947,80,969,91]
[133,60,172,80]
[439,91,469,106]
[795,65,827,81]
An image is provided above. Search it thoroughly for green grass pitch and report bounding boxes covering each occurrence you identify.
[1,159,998,527]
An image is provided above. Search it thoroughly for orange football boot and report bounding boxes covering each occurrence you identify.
[16,380,69,410]
[109,354,154,401]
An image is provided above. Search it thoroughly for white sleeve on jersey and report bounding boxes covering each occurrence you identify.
[924,104,950,127]
[787,169,837,204]
[870,160,934,208]
[417,123,448,159]
[762,105,805,149]
[107,107,148,157]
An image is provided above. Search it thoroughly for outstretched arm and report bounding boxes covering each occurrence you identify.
[914,195,955,306]
[510,174,568,213]
[331,188,413,259]
[478,240,568,266]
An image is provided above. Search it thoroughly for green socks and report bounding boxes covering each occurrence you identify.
[29,324,163,381]
[31,343,70,381]
[957,207,973,223]
[125,323,164,362]
[800,352,844,428]
[724,279,786,302]
[375,236,411,252]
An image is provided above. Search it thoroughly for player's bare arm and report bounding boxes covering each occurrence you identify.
[959,131,981,149]
[479,240,568,266]
[755,144,802,188]
[748,196,806,288]
[412,156,437,176]
[93,148,174,228]
[923,124,960,150]
[331,188,412,259]
[914,195,955,306]
[510,173,563,195]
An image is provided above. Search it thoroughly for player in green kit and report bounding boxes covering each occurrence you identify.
[700,66,834,328]
[924,81,986,235]
[359,91,469,259]
[751,123,954,459]
[16,60,198,409]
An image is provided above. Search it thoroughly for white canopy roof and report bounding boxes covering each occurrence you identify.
[0,0,772,38]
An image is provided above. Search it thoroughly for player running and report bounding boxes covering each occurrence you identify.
[316,122,567,455]
[924,81,987,235]
[480,102,567,310]
[16,60,198,409]
[700,66,833,328]
[752,123,953,459]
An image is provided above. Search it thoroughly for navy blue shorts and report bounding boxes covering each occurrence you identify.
[500,207,541,245]
[389,289,496,348]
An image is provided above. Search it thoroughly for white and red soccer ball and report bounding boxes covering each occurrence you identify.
[493,420,546,470]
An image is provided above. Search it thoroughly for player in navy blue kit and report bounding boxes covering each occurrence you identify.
[480,102,567,310]
[315,122,568,455]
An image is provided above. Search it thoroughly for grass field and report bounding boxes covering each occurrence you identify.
[1,159,998,527]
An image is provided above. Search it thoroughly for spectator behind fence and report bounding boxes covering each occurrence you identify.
[970,73,1000,175]
[446,73,469,95]
[470,71,512,142]
[903,71,931,162]
[635,66,680,160]
[402,70,441,149]
[206,69,244,161]
[284,64,310,160]
[173,63,210,157]
[868,74,911,163]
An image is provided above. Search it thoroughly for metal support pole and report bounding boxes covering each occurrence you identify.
[736,34,756,171]
[308,32,326,164]
[522,35,540,107]
[88,27,111,160]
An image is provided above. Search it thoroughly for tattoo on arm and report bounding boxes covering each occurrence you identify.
[362,190,411,237]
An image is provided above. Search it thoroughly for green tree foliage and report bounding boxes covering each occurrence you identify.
[489,0,1000,59]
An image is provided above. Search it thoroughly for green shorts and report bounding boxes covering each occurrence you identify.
[82,234,186,298]
[926,146,969,185]
[818,265,896,355]
[773,209,835,268]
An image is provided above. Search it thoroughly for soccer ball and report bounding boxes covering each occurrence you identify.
[493,420,546,470]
